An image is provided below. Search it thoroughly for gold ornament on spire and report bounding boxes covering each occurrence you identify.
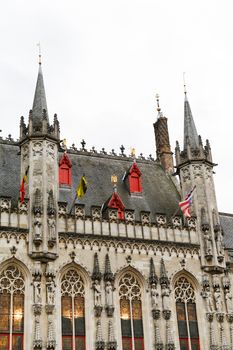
[111,175,118,185]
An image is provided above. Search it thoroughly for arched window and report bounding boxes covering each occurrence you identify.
[119,272,144,350]
[0,265,25,350]
[59,153,72,186]
[61,269,85,350]
[175,276,200,350]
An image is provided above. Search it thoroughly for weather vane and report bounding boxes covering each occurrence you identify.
[183,72,187,94]
[156,93,161,112]
[37,42,41,64]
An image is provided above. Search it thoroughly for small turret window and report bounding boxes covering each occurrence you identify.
[59,153,72,186]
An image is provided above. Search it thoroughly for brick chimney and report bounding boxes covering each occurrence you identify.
[153,95,174,174]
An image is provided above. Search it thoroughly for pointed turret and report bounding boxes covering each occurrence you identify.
[32,62,49,126]
[183,92,199,150]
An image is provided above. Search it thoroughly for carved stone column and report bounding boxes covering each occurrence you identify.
[163,311,175,350]
[96,319,105,350]
[206,312,218,350]
[45,263,56,350]
[32,262,42,349]
[107,320,117,350]
[92,253,103,317]
[227,314,233,350]
[33,305,42,349]
[152,309,163,350]
[104,254,115,317]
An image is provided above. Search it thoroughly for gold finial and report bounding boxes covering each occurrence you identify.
[111,175,118,185]
[37,42,41,65]
[183,72,187,95]
[62,138,67,152]
[130,147,136,158]
[156,93,161,112]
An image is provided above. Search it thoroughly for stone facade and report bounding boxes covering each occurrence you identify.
[0,63,233,350]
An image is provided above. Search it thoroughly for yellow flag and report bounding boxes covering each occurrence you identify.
[77,176,87,198]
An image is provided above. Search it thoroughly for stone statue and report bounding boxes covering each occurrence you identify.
[215,230,224,256]
[161,285,170,311]
[46,278,55,305]
[214,288,223,313]
[93,280,102,307]
[203,286,214,313]
[225,290,233,314]
[33,281,42,304]
[204,232,213,256]
[105,281,113,306]
[151,283,159,310]
[34,212,42,239]
[47,213,56,240]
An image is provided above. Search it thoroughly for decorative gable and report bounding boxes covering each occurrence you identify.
[59,153,72,186]
[108,192,125,220]
[128,162,142,193]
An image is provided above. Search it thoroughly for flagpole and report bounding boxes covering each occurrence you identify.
[69,193,77,215]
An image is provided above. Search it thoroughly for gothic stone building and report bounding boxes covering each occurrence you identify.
[0,62,233,350]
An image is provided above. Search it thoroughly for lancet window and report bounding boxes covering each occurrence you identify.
[119,272,144,350]
[0,265,25,350]
[175,276,200,350]
[61,269,85,350]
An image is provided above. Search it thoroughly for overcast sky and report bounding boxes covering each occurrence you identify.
[0,0,232,213]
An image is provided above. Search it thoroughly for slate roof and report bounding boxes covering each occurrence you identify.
[32,64,48,125]
[0,140,181,221]
[183,93,199,150]
[59,150,181,221]
[220,212,233,250]
[0,141,20,206]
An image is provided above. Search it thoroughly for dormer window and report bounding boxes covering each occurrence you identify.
[59,153,72,186]
[108,192,125,220]
[128,162,142,194]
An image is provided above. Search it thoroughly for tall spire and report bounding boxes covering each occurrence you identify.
[32,59,48,125]
[183,84,199,151]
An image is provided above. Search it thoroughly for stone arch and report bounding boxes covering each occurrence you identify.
[171,268,200,292]
[115,265,146,289]
[0,256,31,281]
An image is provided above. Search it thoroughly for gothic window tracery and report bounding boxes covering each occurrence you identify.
[61,269,85,350]
[0,265,25,350]
[174,276,199,350]
[119,272,144,350]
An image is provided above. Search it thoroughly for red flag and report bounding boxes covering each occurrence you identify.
[19,167,29,203]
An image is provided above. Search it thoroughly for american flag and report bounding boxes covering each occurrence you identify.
[179,186,196,217]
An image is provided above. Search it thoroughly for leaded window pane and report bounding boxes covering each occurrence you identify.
[13,294,24,332]
[0,266,25,350]
[62,297,72,335]
[12,335,23,350]
[75,336,85,350]
[122,337,131,350]
[134,337,144,350]
[0,335,8,350]
[175,277,199,349]
[119,272,144,348]
[0,294,10,332]
[62,336,72,350]
[61,270,85,349]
